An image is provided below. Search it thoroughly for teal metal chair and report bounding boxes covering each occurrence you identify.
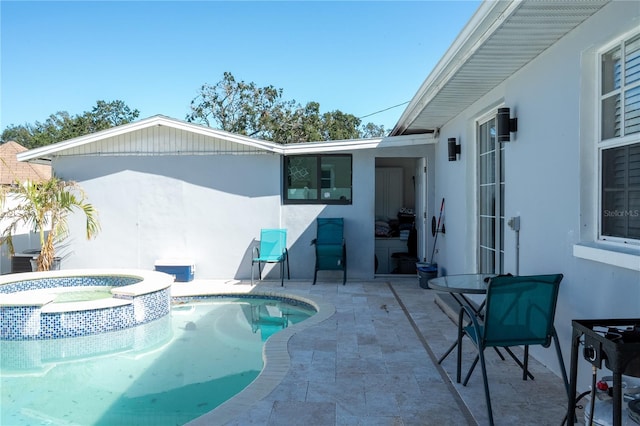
[251,229,290,286]
[311,218,346,285]
[456,274,569,425]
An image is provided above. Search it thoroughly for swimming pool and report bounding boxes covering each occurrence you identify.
[0,295,316,425]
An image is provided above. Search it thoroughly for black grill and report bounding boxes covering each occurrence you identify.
[567,318,640,426]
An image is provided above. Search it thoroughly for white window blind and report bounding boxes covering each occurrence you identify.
[600,32,640,242]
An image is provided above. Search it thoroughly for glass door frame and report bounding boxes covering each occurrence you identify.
[477,113,505,274]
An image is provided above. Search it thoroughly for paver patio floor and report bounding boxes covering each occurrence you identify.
[175,277,572,426]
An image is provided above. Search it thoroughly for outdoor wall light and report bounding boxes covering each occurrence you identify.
[448,137,461,161]
[497,107,518,142]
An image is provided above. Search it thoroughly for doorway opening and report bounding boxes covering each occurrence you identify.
[374,157,427,275]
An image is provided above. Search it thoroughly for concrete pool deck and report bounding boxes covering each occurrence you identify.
[173,277,571,426]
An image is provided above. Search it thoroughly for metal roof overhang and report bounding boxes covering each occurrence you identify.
[391,0,611,136]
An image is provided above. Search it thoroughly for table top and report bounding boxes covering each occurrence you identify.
[427,273,496,294]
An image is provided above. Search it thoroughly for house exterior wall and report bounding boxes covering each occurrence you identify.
[432,1,640,386]
[0,194,41,274]
[54,154,283,279]
[53,143,434,281]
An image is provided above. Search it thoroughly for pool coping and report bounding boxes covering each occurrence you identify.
[0,268,174,311]
[173,280,335,426]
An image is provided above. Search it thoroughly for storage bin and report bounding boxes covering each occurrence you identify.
[391,252,418,274]
[154,259,195,282]
[416,262,437,289]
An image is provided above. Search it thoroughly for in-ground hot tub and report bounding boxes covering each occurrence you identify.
[0,269,174,340]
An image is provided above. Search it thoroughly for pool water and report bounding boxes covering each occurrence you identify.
[1,297,315,425]
[53,287,114,303]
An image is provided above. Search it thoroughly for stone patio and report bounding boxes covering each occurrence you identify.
[175,277,573,426]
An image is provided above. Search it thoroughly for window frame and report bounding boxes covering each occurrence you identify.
[597,31,640,245]
[283,154,352,205]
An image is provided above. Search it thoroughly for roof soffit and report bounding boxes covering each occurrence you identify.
[392,0,611,136]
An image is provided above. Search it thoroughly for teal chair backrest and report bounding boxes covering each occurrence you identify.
[316,218,344,245]
[259,229,287,261]
[482,274,563,348]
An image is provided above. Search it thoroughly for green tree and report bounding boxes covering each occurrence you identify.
[187,72,387,143]
[0,124,34,147]
[187,72,286,138]
[87,100,140,131]
[360,122,387,138]
[1,100,139,148]
[321,110,361,141]
[0,176,100,271]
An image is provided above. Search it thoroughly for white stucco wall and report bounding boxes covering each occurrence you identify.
[55,154,283,279]
[0,194,42,274]
[432,1,640,387]
[52,143,435,281]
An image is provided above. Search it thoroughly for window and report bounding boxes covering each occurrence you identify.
[599,32,640,243]
[284,155,352,204]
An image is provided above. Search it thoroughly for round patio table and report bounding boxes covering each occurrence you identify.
[428,274,494,364]
[427,273,494,295]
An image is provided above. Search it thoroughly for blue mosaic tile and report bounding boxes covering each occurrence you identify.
[0,276,141,294]
[0,276,169,341]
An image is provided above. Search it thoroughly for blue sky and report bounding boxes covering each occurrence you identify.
[1,1,480,134]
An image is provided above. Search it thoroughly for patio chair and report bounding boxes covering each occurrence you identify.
[456,274,569,426]
[251,228,290,286]
[311,217,346,285]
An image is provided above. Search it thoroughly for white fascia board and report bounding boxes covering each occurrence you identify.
[282,134,435,155]
[392,0,518,135]
[17,115,282,162]
[16,116,434,162]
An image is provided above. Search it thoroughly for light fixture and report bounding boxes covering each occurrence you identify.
[448,137,461,161]
[497,107,518,142]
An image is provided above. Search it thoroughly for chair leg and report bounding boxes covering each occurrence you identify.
[457,325,464,383]
[439,340,457,365]
[280,261,284,287]
[477,349,495,426]
[342,248,347,285]
[463,355,479,386]
[553,331,570,398]
[523,345,529,381]
[286,256,290,279]
[503,347,535,380]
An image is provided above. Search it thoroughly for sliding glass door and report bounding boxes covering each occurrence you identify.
[478,117,505,274]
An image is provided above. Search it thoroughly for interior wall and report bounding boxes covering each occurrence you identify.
[375,157,417,211]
